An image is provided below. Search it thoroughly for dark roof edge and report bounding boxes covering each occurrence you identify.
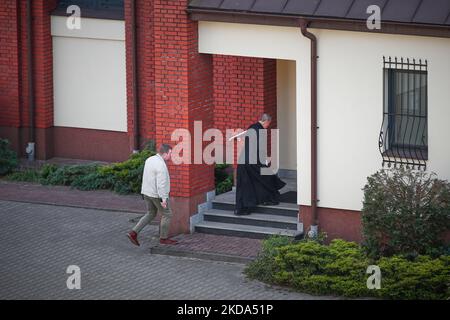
[51,7,124,21]
[187,8,450,39]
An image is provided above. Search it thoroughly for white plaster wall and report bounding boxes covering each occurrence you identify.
[314,29,450,211]
[199,21,450,211]
[277,59,297,171]
[51,16,127,132]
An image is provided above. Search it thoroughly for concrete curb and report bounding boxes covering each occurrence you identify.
[0,198,146,215]
[149,245,256,265]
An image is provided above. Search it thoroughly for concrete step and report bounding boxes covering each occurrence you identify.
[212,200,298,217]
[195,221,303,240]
[204,209,298,230]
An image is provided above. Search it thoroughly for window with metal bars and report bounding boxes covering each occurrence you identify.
[379,56,428,170]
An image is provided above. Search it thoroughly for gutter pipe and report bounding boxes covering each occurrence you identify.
[131,0,139,153]
[299,19,319,235]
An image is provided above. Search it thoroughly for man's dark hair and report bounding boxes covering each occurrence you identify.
[158,144,172,155]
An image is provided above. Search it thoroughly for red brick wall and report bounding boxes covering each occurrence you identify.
[0,0,57,158]
[213,55,277,164]
[263,59,277,129]
[300,205,363,243]
[124,0,155,151]
[18,0,58,130]
[213,55,277,131]
[0,0,20,128]
[32,0,58,130]
[153,0,214,198]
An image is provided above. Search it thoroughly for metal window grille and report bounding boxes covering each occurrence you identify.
[379,56,428,170]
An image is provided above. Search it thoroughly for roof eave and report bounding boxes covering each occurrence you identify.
[187,8,450,39]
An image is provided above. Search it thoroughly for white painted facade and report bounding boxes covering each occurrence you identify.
[198,21,450,211]
[51,16,127,132]
[277,59,297,171]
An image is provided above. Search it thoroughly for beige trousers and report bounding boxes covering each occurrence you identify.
[132,195,172,239]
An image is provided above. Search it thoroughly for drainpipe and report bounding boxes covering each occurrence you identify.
[131,0,140,153]
[26,0,35,161]
[299,19,319,237]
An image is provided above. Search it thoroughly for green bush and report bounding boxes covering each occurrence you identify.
[215,164,233,195]
[377,255,450,300]
[5,169,40,182]
[4,147,155,195]
[245,235,293,283]
[41,164,99,186]
[246,237,450,299]
[362,168,450,258]
[0,139,18,176]
[272,240,371,298]
[97,149,153,194]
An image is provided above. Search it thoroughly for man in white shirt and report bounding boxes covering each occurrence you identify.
[127,144,178,246]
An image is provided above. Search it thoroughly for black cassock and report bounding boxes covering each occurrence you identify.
[235,122,286,214]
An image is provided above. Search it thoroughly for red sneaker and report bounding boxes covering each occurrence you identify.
[159,238,178,245]
[127,231,140,246]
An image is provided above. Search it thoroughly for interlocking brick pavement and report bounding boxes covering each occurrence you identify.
[160,233,262,259]
[0,180,146,213]
[0,200,334,300]
[0,181,258,263]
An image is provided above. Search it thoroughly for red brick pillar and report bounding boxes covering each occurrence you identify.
[124,0,155,152]
[153,0,215,235]
[14,0,58,159]
[0,0,21,152]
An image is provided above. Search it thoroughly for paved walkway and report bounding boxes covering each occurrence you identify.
[0,200,333,299]
[0,180,145,213]
[152,233,263,263]
[0,181,262,261]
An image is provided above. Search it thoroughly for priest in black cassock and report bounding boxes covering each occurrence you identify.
[235,114,286,215]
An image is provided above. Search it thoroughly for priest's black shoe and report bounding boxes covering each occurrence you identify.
[262,201,279,206]
[234,208,251,216]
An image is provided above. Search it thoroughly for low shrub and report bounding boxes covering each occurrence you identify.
[245,235,293,283]
[215,164,234,195]
[246,237,450,299]
[97,149,153,194]
[5,148,238,196]
[4,147,155,195]
[272,239,371,298]
[5,169,40,183]
[0,139,18,176]
[377,255,450,300]
[362,168,450,258]
[41,164,99,186]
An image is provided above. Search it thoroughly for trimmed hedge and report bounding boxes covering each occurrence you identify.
[245,237,450,300]
[5,148,155,195]
[5,149,234,195]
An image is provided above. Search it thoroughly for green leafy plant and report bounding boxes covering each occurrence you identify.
[0,139,18,176]
[41,164,99,186]
[4,147,155,195]
[5,169,40,182]
[245,235,293,283]
[215,164,234,195]
[377,254,450,300]
[246,237,450,299]
[97,149,153,194]
[362,168,450,258]
[272,239,371,298]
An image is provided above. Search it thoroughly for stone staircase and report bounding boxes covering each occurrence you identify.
[194,187,303,240]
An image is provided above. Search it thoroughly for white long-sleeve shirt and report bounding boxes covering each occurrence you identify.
[141,154,170,201]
